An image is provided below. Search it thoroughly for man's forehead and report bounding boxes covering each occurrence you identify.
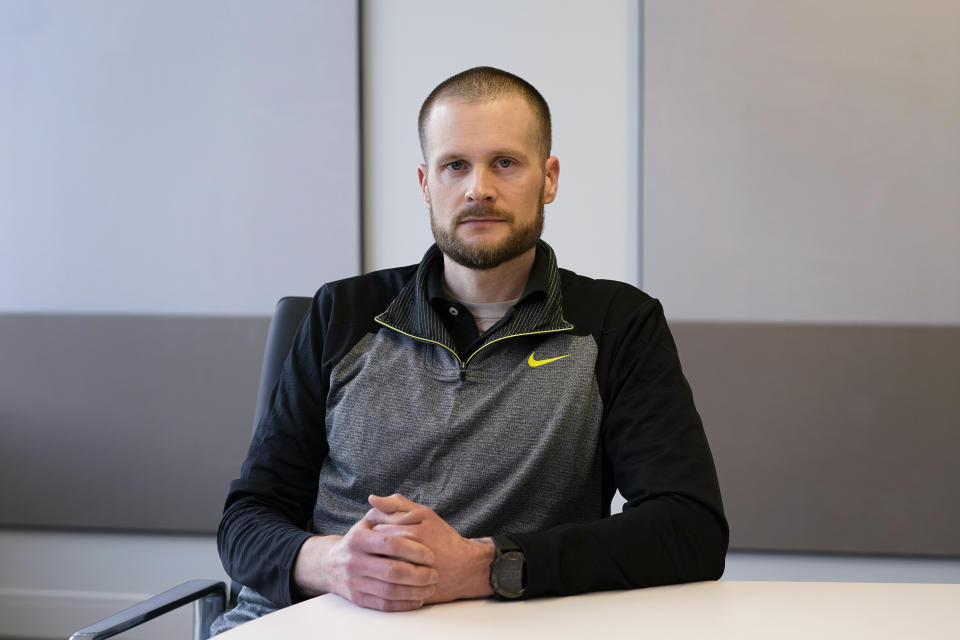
[422,96,539,159]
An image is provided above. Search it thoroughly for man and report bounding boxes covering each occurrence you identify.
[212,66,727,633]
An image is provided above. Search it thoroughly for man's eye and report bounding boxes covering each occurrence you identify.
[447,161,464,171]
[497,159,514,168]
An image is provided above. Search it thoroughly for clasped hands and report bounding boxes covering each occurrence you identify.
[293,493,494,611]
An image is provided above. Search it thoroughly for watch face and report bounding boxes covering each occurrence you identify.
[493,551,525,598]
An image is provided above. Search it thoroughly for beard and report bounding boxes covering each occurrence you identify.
[430,200,544,270]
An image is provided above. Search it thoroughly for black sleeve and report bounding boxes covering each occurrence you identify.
[216,288,332,607]
[512,293,728,597]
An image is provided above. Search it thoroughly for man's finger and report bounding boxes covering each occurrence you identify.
[355,576,437,602]
[364,506,423,526]
[357,553,439,587]
[371,523,420,539]
[353,593,425,613]
[368,492,418,513]
[353,522,436,566]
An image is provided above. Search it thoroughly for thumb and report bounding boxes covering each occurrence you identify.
[368,492,414,513]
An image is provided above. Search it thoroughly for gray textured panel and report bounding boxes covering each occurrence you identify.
[671,322,960,556]
[0,313,270,533]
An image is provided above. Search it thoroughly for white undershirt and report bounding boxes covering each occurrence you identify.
[443,283,520,333]
[459,298,519,333]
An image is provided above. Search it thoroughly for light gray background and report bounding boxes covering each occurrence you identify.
[362,0,641,283]
[0,0,360,316]
[643,0,960,325]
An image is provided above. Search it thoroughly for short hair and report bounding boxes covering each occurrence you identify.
[418,66,552,161]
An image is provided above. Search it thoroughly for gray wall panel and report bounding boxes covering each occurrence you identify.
[6,318,955,549]
[672,322,960,556]
[0,313,271,533]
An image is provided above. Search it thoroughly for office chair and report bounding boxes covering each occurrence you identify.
[69,296,314,640]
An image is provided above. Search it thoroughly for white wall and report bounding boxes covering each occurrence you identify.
[0,0,359,316]
[643,0,960,324]
[0,529,227,639]
[362,0,640,284]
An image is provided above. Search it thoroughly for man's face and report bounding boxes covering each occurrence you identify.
[418,96,559,270]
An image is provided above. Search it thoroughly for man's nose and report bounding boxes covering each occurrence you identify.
[465,168,496,202]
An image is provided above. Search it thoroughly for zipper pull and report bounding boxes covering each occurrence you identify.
[459,365,467,382]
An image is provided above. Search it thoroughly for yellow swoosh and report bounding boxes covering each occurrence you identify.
[528,352,570,368]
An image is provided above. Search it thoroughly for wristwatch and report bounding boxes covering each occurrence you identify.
[489,535,526,599]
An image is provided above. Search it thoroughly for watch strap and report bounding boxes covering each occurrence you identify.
[492,534,523,556]
[490,534,526,599]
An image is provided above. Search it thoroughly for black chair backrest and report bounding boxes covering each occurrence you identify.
[252,296,313,430]
[229,296,312,607]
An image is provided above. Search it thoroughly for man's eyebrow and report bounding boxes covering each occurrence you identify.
[433,148,530,164]
[489,148,529,159]
[433,152,464,165]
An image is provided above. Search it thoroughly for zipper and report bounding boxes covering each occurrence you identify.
[374,318,573,380]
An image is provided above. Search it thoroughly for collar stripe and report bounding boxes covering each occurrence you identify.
[375,241,572,358]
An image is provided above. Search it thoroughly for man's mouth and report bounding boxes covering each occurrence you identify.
[459,217,505,224]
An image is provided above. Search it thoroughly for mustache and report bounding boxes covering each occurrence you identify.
[453,204,513,223]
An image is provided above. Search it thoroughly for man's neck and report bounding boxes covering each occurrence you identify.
[441,247,536,303]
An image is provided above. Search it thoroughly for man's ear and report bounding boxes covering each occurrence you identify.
[417,164,431,207]
[542,156,560,204]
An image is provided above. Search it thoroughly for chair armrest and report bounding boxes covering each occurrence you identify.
[68,579,227,640]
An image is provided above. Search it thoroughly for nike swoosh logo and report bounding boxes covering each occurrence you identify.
[528,352,570,368]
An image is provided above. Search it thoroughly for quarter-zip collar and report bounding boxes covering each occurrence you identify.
[424,242,551,308]
[375,240,573,360]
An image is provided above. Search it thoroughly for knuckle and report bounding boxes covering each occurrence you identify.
[378,533,393,551]
[384,561,400,581]
[363,579,385,598]
[423,567,440,585]
[383,585,402,600]
[407,503,426,517]
[344,582,360,603]
[385,560,408,582]
[344,554,364,573]
[345,574,363,593]
[414,584,435,599]
[348,519,366,534]
[343,527,362,545]
[382,534,402,555]
[405,565,426,584]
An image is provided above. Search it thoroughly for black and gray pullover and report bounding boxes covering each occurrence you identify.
[217,241,728,614]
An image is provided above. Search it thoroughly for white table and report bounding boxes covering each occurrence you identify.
[216,581,960,639]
